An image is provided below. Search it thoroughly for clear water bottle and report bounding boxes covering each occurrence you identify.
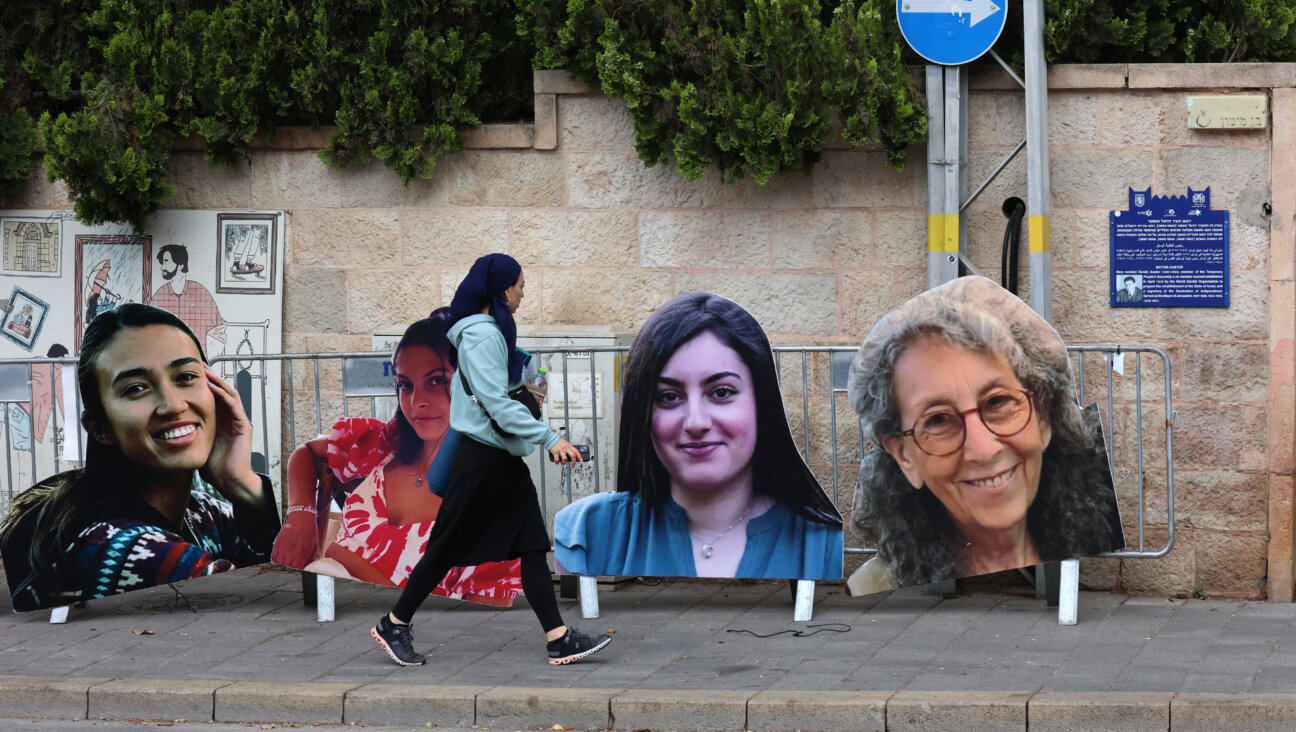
[527,366,548,406]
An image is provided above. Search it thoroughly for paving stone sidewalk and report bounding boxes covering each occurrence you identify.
[2,566,1295,729]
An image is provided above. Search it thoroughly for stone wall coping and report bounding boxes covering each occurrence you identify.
[971,62,1296,90]
[534,68,598,95]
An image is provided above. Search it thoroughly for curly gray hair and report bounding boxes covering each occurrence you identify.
[847,277,1122,586]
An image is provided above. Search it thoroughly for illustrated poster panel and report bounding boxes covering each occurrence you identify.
[216,214,276,294]
[0,287,50,352]
[2,219,61,277]
[74,235,151,349]
[842,276,1124,597]
[552,292,845,580]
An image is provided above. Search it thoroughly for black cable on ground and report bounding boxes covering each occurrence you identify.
[725,623,851,638]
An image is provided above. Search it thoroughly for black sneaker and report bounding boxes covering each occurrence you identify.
[371,615,426,666]
[546,627,612,665]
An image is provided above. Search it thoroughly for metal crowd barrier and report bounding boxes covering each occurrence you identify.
[0,345,1175,567]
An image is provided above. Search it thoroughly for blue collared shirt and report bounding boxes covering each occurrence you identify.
[554,491,842,580]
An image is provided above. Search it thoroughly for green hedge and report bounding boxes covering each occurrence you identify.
[2,1,1295,229]
[522,0,925,181]
[1044,0,1296,62]
[1,0,530,229]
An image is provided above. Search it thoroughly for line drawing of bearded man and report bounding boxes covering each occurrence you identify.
[150,244,227,347]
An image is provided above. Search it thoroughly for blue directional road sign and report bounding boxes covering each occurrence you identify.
[897,0,1007,66]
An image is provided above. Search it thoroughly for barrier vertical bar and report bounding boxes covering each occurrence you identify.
[562,352,572,504]
[258,366,270,469]
[286,359,297,450]
[801,352,810,457]
[829,385,839,509]
[798,352,815,618]
[1136,352,1145,551]
[74,363,84,462]
[50,363,62,474]
[313,359,323,436]
[1076,352,1086,404]
[29,383,37,490]
[1107,358,1116,476]
[3,406,11,502]
[589,351,600,495]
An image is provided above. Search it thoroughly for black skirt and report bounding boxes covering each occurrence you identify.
[423,436,551,566]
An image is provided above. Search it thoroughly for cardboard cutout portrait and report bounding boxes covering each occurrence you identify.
[0,304,280,612]
[844,277,1124,596]
[554,292,844,580]
[269,311,524,607]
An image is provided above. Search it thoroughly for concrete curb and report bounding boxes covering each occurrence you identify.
[6,676,1296,730]
[90,678,229,722]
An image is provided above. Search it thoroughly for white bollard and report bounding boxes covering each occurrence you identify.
[578,576,599,619]
[317,574,335,623]
[793,580,815,622]
[1058,558,1079,626]
[49,605,69,624]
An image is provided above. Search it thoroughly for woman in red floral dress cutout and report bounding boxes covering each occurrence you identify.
[271,310,521,606]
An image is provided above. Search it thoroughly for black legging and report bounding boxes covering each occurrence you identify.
[392,549,563,633]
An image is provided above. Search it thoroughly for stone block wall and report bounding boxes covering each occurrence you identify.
[6,65,1293,600]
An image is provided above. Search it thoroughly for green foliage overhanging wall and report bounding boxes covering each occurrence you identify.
[1042,0,1296,63]
[0,0,530,230]
[523,0,926,182]
[2,1,1295,229]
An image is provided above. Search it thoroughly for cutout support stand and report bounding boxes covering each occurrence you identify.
[578,576,599,619]
[1058,559,1079,625]
[793,580,815,621]
[316,574,335,622]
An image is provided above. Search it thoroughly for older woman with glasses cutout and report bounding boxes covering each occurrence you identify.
[844,276,1123,595]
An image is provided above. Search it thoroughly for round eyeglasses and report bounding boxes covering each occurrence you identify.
[896,389,1034,457]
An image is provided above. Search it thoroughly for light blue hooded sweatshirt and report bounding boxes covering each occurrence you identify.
[448,314,559,457]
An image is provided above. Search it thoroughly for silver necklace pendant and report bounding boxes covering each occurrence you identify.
[693,505,752,560]
[415,477,424,486]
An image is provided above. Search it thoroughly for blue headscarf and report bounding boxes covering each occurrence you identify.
[448,253,525,384]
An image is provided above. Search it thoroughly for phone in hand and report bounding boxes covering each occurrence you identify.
[550,444,592,463]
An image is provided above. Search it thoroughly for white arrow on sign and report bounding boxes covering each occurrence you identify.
[901,0,1002,28]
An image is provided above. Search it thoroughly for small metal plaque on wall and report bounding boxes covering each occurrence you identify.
[1110,187,1229,307]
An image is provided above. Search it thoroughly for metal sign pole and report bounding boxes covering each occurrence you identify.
[927,65,952,290]
[1021,0,1074,623]
[907,0,1010,602]
[1024,0,1052,322]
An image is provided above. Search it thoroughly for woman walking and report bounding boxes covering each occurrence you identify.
[372,253,612,667]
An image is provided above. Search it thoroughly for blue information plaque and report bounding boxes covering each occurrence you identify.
[1109,187,1229,307]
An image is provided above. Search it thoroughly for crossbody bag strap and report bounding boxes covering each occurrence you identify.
[456,324,540,434]
[458,363,507,436]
